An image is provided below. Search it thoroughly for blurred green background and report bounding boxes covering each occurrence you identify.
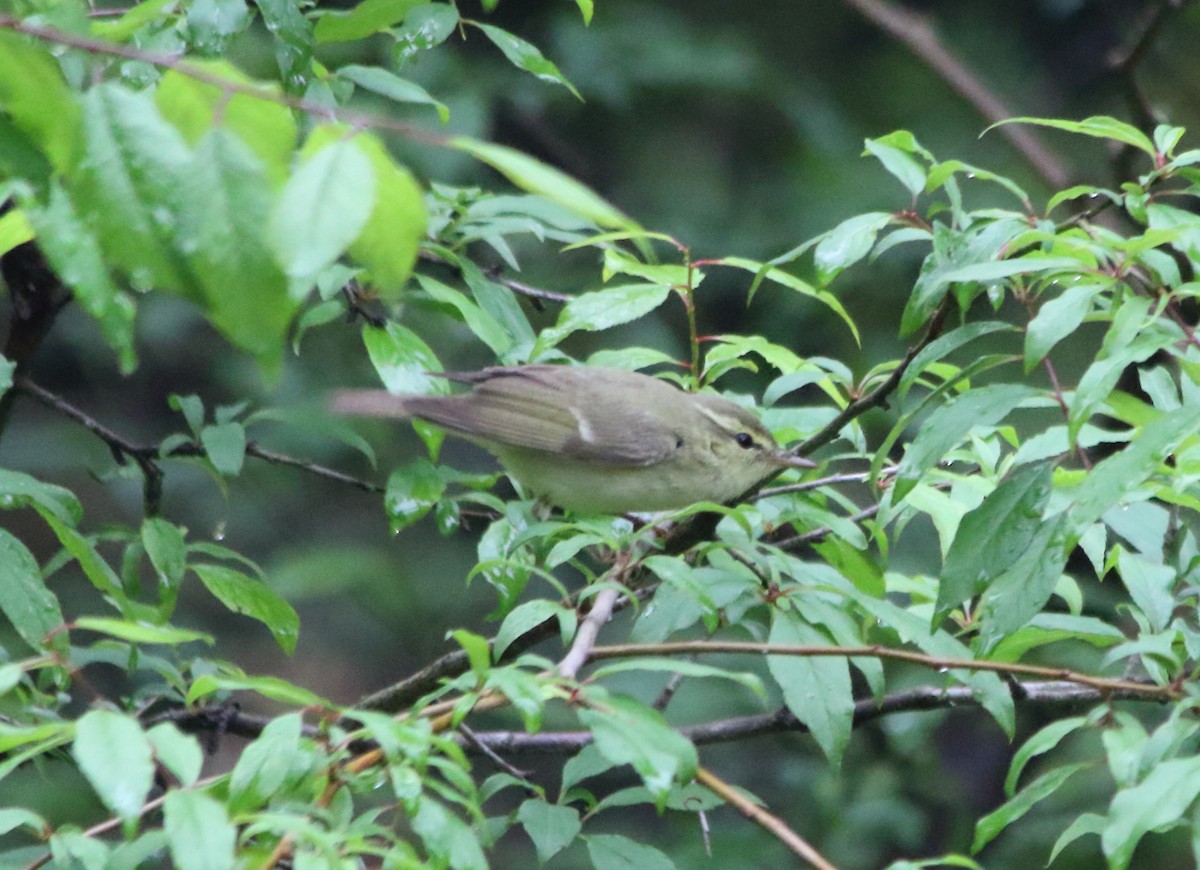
[4,0,1197,866]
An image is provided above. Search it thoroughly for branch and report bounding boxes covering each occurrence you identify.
[12,378,385,514]
[796,298,950,456]
[460,680,1158,756]
[557,586,622,679]
[0,17,445,148]
[696,766,840,870]
[842,0,1071,189]
[588,641,1175,700]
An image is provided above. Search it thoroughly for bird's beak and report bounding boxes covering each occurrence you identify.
[771,451,816,469]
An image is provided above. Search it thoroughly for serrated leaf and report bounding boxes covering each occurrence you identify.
[192,564,298,653]
[74,711,154,821]
[385,458,446,532]
[186,672,328,707]
[411,796,488,870]
[494,599,569,660]
[863,136,926,196]
[229,714,303,812]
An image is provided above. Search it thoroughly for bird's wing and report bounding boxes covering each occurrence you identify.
[422,367,680,465]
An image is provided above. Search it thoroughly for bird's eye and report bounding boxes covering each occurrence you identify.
[734,432,755,449]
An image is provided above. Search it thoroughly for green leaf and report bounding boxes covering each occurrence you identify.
[0,209,33,259]
[417,274,513,355]
[362,321,444,394]
[452,137,632,230]
[339,65,450,122]
[385,459,446,532]
[392,3,460,60]
[1102,756,1200,870]
[178,129,295,372]
[992,115,1157,157]
[0,32,81,172]
[1115,549,1176,634]
[146,724,204,787]
[1024,282,1103,372]
[578,692,698,807]
[39,512,122,598]
[186,672,329,707]
[0,806,46,838]
[767,607,852,765]
[1005,717,1089,797]
[518,799,581,864]
[163,790,236,870]
[270,134,376,279]
[935,460,1055,625]
[972,762,1090,852]
[142,517,187,610]
[25,184,136,372]
[898,321,1013,397]
[0,468,82,524]
[536,283,671,351]
[200,421,246,476]
[74,616,212,646]
[411,796,488,870]
[314,0,425,43]
[813,212,892,283]
[1068,403,1200,532]
[0,529,64,652]
[976,513,1070,650]
[73,710,154,821]
[894,384,1034,502]
[191,564,299,653]
[721,256,859,343]
[863,134,927,196]
[0,354,13,397]
[475,23,581,99]
[346,133,427,298]
[494,599,571,660]
[590,658,765,698]
[156,63,297,189]
[229,714,304,812]
[68,83,194,294]
[586,834,677,870]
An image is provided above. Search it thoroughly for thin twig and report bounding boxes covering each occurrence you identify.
[796,297,950,457]
[772,502,883,552]
[460,680,1153,756]
[696,766,840,870]
[0,17,445,147]
[842,0,1071,189]
[588,641,1176,700]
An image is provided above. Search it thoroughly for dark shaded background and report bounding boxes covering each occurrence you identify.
[2,0,1196,866]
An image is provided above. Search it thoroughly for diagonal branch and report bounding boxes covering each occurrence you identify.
[843,0,1071,189]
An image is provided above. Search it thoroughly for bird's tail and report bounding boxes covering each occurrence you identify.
[329,389,412,419]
